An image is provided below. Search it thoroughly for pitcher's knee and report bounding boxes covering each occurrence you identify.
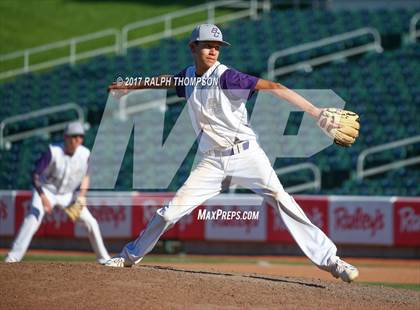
[274,190,293,205]
[262,191,283,208]
[162,211,178,224]
[157,207,178,224]
[28,206,44,222]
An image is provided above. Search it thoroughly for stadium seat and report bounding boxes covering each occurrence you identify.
[1,8,418,195]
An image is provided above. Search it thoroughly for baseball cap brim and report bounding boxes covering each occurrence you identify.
[192,39,231,47]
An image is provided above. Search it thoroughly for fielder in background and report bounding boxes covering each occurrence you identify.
[5,122,111,264]
[106,24,360,283]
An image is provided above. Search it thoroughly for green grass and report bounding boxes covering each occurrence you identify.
[362,282,420,291]
[0,0,237,76]
[142,255,310,266]
[0,253,94,262]
[0,0,205,54]
[0,0,201,73]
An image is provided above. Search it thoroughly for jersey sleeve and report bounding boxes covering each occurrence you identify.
[220,68,259,100]
[31,148,52,194]
[174,68,188,98]
[33,148,52,175]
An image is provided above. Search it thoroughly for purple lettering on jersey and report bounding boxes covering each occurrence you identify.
[211,27,221,38]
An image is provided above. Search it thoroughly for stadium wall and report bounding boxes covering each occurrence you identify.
[1,191,419,257]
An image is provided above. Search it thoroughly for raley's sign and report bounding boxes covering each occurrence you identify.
[394,198,420,246]
[328,197,393,245]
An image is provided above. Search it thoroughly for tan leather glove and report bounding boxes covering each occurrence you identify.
[64,196,86,222]
[317,108,360,147]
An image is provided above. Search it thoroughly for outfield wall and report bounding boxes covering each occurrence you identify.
[1,191,419,248]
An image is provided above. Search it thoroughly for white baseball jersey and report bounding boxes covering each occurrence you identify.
[6,143,111,263]
[184,61,257,152]
[112,24,345,276]
[41,144,90,194]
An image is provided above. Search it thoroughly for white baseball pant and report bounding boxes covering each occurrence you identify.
[6,187,110,263]
[121,141,337,268]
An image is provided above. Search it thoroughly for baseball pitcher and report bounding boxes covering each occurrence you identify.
[105,24,360,283]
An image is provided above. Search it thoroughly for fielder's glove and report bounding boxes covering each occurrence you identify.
[317,108,360,147]
[64,196,86,222]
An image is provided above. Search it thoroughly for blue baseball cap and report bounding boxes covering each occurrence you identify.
[189,24,231,46]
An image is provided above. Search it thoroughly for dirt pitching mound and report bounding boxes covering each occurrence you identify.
[0,262,418,310]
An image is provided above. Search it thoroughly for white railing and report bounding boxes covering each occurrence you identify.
[276,163,321,193]
[0,29,120,80]
[0,103,85,150]
[0,0,270,80]
[267,27,383,80]
[409,12,420,42]
[118,92,184,120]
[357,135,420,180]
[122,0,262,54]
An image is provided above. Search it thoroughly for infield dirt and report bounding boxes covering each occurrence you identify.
[0,262,419,309]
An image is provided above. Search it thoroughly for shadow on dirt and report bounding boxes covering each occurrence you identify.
[144,265,326,289]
